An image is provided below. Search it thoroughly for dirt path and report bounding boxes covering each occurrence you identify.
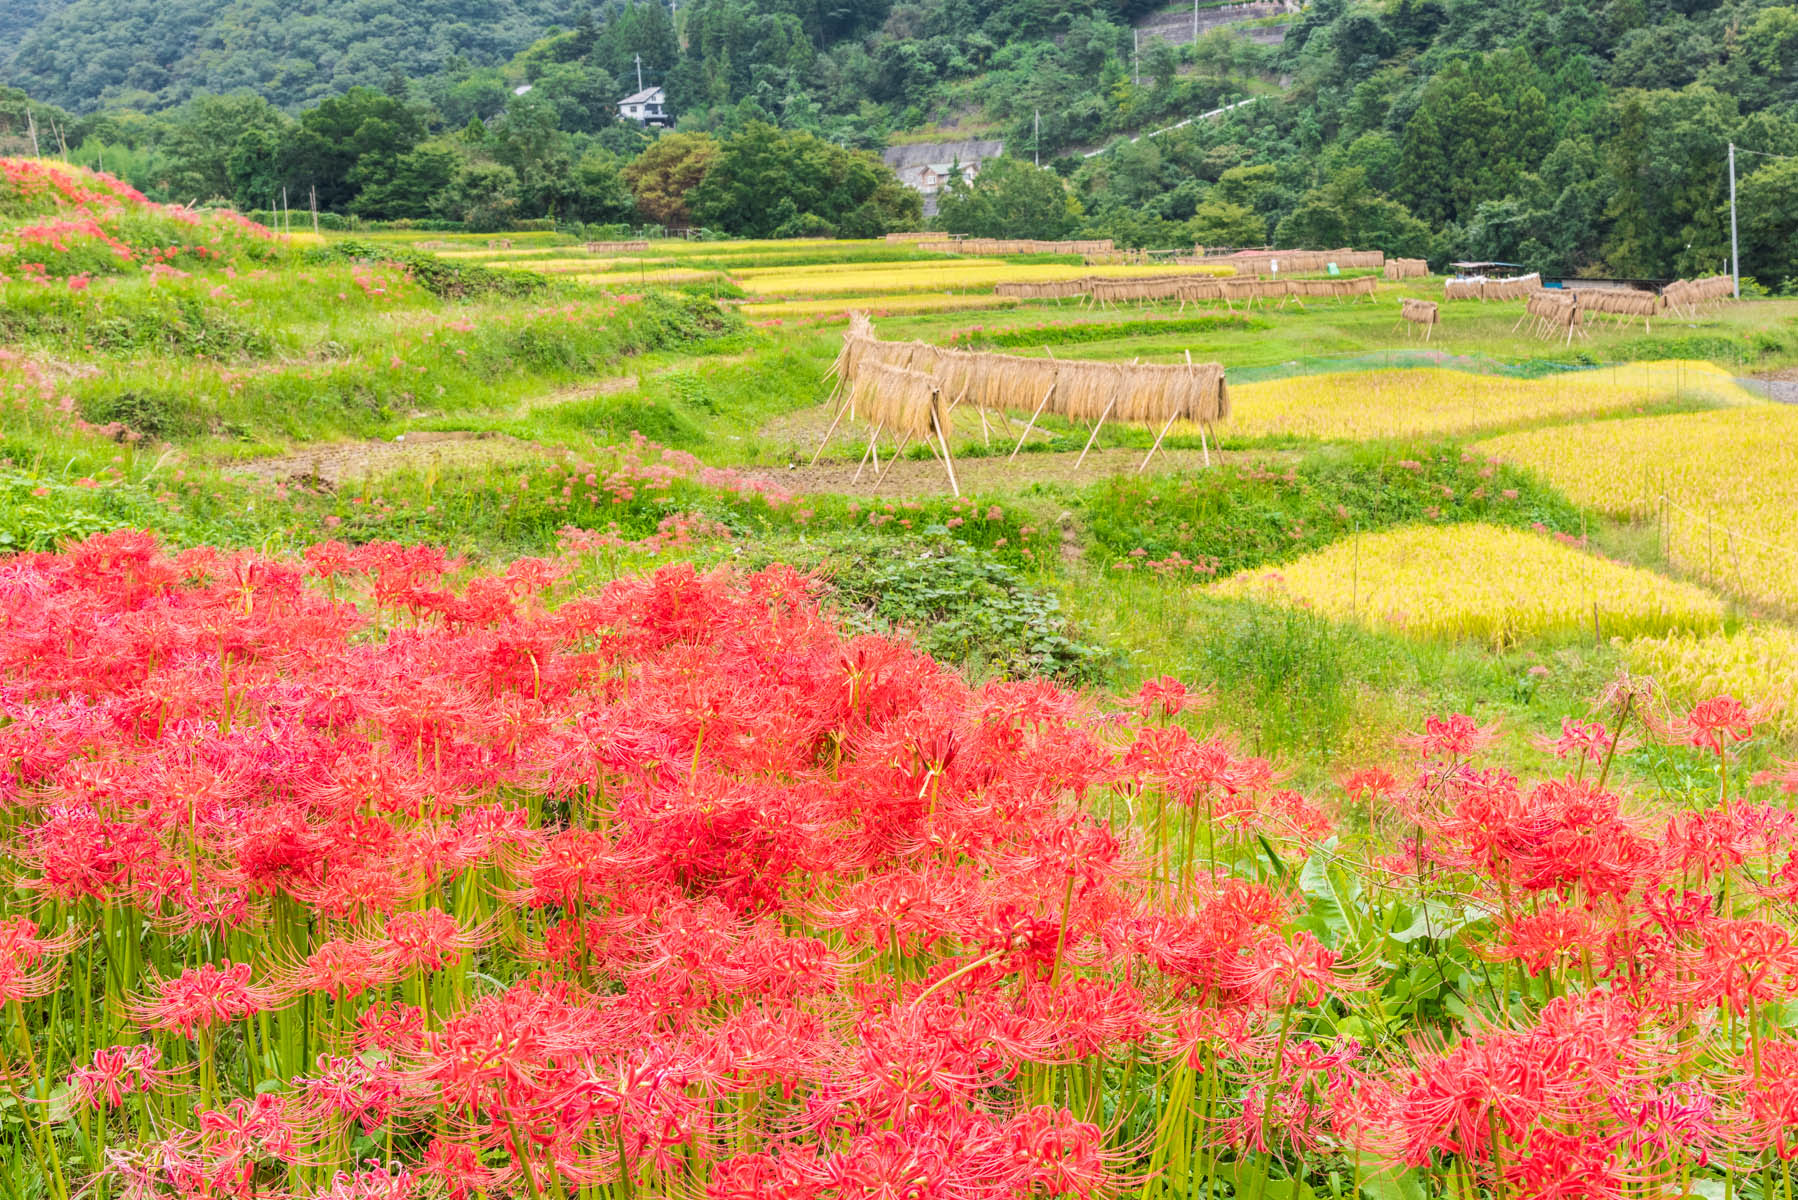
[225,431,544,487]
[740,446,1246,497]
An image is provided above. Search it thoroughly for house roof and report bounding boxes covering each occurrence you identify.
[620,87,664,105]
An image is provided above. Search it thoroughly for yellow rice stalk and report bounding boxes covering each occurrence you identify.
[1626,625,1798,736]
[1211,523,1724,645]
[1475,398,1798,610]
[1225,360,1755,441]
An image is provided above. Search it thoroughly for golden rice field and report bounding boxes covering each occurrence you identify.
[568,269,725,287]
[1627,625,1798,736]
[1475,403,1798,611]
[1223,361,1755,441]
[732,260,1234,297]
[742,292,1022,318]
[1210,523,1726,645]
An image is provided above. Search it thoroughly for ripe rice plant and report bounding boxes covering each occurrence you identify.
[1476,403,1798,609]
[0,530,1794,1200]
[735,260,1233,297]
[742,291,1023,318]
[1211,522,1725,644]
[1628,624,1798,736]
[1225,360,1755,440]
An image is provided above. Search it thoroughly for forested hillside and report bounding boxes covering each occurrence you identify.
[1,0,576,111]
[2,0,1796,284]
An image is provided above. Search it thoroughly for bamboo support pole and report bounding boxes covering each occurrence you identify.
[1009,383,1057,462]
[1075,396,1117,469]
[1138,407,1181,474]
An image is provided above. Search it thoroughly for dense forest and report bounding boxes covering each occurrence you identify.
[2,0,1796,284]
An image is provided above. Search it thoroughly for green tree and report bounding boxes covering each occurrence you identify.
[624,132,720,227]
[1273,168,1431,257]
[1188,199,1266,249]
[937,157,1081,239]
[1739,157,1798,289]
[163,93,288,202]
[1603,85,1736,277]
[689,121,917,237]
[349,145,462,220]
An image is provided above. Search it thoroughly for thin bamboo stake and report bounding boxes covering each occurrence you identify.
[852,422,886,485]
[932,408,961,497]
[869,432,914,495]
[1075,396,1117,469]
[1137,407,1181,474]
[1009,383,1057,462]
[810,398,850,466]
[1185,352,1211,468]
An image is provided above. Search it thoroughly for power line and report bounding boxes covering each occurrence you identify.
[1736,145,1798,161]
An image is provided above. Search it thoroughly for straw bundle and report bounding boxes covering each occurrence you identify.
[487,238,513,249]
[884,232,940,242]
[848,360,946,441]
[1661,275,1735,314]
[585,240,650,253]
[1401,298,1439,325]
[1483,273,1544,301]
[1384,258,1429,281]
[1571,289,1662,317]
[1520,292,1585,344]
[994,279,1089,299]
[1287,276,1378,300]
[834,317,1229,430]
[1444,279,1482,300]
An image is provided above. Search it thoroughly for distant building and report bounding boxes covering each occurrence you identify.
[619,86,670,127]
[882,140,1003,217]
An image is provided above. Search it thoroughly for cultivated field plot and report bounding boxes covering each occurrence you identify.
[1476,404,1798,610]
[1224,360,1756,440]
[1210,522,1726,643]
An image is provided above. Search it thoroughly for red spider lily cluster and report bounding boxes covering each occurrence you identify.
[0,530,1795,1200]
[0,159,278,282]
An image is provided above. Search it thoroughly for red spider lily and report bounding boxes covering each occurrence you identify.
[0,916,81,1002]
[1534,717,1634,766]
[1675,694,1766,755]
[65,1044,171,1109]
[1399,713,1500,761]
[1132,676,1205,721]
[135,961,276,1035]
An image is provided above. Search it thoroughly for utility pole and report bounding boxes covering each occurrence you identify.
[1133,29,1140,85]
[310,184,320,236]
[1193,0,1199,44]
[1728,142,1740,300]
[635,53,644,91]
[26,111,38,158]
[1034,110,1040,167]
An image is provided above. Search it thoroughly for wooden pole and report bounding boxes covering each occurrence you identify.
[869,432,913,495]
[1137,407,1181,474]
[1184,351,1211,468]
[852,421,886,485]
[932,406,960,497]
[1075,396,1117,469]
[1008,383,1056,461]
[810,396,851,466]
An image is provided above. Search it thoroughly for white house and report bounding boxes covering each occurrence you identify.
[619,86,670,127]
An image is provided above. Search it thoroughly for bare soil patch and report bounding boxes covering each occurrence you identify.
[225,431,542,487]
